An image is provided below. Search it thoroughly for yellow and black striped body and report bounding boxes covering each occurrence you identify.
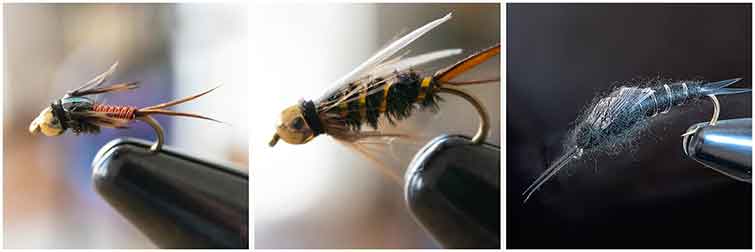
[325,70,441,131]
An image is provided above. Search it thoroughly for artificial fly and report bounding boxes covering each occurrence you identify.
[268,13,500,181]
[29,62,221,152]
[523,78,751,203]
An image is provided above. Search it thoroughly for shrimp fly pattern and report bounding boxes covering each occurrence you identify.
[523,78,751,203]
[269,13,500,181]
[29,62,221,152]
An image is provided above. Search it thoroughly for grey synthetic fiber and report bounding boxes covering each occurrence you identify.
[569,86,652,154]
[567,77,707,156]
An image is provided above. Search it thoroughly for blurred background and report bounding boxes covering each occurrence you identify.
[507,3,751,248]
[251,3,499,249]
[4,3,248,248]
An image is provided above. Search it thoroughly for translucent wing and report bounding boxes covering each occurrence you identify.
[67,61,118,96]
[339,49,462,106]
[367,48,462,82]
[80,81,139,97]
[333,131,425,185]
[67,61,139,97]
[317,48,461,113]
[317,13,453,102]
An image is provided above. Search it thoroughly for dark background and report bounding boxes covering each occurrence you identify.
[507,3,751,249]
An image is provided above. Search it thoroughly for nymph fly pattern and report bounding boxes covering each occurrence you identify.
[29,62,221,152]
[268,13,500,176]
[523,78,751,203]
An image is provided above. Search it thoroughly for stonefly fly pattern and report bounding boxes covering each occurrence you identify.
[523,78,751,203]
[269,13,500,181]
[29,62,221,152]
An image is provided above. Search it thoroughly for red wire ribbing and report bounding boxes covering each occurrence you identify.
[92,104,136,120]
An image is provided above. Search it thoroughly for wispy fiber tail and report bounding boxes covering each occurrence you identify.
[138,109,225,124]
[137,85,225,124]
[140,85,220,110]
[523,147,581,203]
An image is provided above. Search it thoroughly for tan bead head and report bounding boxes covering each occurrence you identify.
[29,107,65,136]
[269,105,316,147]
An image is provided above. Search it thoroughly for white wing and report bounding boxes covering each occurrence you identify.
[317,49,463,112]
[368,48,462,80]
[317,13,453,101]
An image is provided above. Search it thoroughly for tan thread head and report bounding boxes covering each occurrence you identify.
[270,105,316,146]
[29,107,65,136]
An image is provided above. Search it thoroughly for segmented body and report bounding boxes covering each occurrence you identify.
[52,96,137,134]
[636,81,710,117]
[92,104,137,120]
[321,70,441,131]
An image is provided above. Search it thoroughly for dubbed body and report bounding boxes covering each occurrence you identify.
[323,71,440,131]
[573,79,748,151]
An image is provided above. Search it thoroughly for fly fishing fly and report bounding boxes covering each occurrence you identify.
[29,62,221,152]
[522,78,751,203]
[268,13,500,181]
